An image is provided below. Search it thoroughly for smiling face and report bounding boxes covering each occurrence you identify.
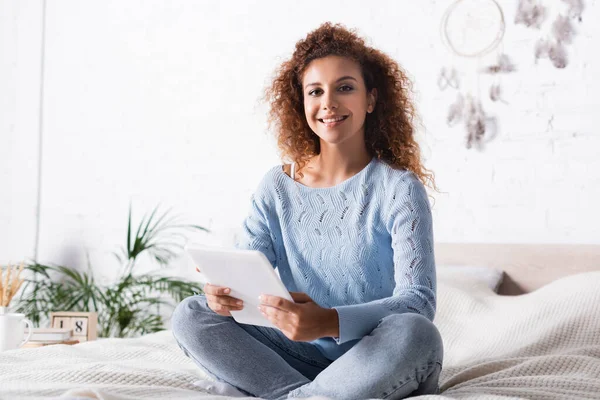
[302,55,376,147]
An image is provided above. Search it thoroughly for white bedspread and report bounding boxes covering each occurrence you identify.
[1,271,600,400]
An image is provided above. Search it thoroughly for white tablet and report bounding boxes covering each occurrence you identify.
[185,245,293,329]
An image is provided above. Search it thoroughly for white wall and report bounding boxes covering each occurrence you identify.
[1,0,44,270]
[2,0,599,285]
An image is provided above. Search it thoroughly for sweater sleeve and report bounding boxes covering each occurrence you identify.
[234,174,278,269]
[332,176,436,344]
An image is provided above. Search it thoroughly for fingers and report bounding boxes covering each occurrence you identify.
[207,300,234,316]
[259,305,300,339]
[259,294,296,312]
[204,283,244,316]
[195,267,201,273]
[208,295,243,308]
[289,292,312,303]
[207,298,243,316]
[203,283,231,296]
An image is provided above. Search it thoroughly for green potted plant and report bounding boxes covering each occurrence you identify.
[14,204,207,338]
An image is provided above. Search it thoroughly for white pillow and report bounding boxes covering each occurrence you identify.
[437,265,505,293]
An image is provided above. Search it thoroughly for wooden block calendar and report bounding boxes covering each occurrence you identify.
[49,311,98,342]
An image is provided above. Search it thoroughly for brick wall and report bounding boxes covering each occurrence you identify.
[1,0,598,283]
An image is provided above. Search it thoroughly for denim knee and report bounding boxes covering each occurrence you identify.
[377,313,443,364]
[171,294,212,340]
[380,313,439,337]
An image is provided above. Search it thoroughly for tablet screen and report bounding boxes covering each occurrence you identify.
[186,245,293,328]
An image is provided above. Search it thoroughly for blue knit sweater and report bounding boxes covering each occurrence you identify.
[235,157,436,360]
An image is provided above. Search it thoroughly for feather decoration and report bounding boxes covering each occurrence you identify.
[490,84,502,102]
[465,96,487,150]
[552,14,575,44]
[447,93,464,127]
[561,0,584,21]
[535,38,568,68]
[515,0,547,29]
[482,54,517,74]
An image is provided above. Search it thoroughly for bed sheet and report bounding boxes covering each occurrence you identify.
[1,271,600,400]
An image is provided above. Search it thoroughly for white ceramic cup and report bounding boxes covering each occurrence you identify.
[0,313,33,351]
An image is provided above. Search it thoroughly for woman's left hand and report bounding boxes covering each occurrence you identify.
[258,292,339,342]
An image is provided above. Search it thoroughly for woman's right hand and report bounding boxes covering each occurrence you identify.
[199,264,244,317]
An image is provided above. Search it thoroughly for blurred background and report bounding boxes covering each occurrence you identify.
[2,0,599,285]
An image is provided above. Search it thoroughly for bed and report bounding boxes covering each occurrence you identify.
[1,243,599,400]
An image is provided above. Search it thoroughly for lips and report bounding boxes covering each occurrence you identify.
[318,115,348,123]
[318,115,349,129]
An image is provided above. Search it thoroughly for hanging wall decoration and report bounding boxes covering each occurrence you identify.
[516,0,585,69]
[440,0,511,150]
[439,0,585,150]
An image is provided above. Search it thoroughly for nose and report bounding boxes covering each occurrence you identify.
[321,91,338,110]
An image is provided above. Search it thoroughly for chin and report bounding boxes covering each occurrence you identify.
[315,132,351,146]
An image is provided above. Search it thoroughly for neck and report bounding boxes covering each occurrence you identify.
[312,140,372,184]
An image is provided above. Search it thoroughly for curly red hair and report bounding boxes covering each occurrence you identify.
[263,22,436,190]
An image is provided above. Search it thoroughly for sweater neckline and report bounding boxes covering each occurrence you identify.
[279,157,377,191]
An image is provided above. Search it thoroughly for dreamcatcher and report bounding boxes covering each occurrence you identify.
[439,0,585,150]
[439,0,514,150]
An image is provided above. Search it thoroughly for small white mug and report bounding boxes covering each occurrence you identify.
[0,312,33,351]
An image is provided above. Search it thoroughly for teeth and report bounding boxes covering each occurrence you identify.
[322,116,346,123]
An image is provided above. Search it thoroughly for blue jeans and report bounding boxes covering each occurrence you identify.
[171,295,443,400]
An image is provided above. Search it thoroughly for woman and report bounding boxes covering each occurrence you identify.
[172,22,443,400]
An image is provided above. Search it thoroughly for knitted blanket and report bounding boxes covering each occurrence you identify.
[1,271,599,400]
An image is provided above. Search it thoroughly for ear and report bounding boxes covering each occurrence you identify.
[367,88,378,113]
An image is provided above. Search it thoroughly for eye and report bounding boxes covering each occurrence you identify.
[308,85,354,96]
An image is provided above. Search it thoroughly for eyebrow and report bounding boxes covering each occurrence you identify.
[304,76,358,89]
